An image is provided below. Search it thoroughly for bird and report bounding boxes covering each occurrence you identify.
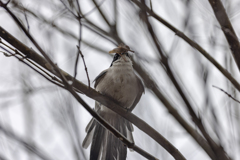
[82,44,144,160]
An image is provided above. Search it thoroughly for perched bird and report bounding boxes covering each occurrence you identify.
[82,45,144,160]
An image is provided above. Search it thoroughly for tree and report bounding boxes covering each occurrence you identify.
[0,0,239,159]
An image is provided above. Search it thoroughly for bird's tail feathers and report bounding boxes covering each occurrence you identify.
[82,114,134,160]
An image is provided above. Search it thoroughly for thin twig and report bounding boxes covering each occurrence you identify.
[213,85,240,104]
[92,0,111,27]
[77,46,90,87]
[82,0,106,17]
[75,0,82,49]
[23,8,30,32]
[59,0,78,18]
[0,43,83,95]
[0,46,65,90]
[0,39,62,84]
[149,0,153,11]
[73,46,80,84]
[114,0,117,26]
[73,0,91,87]
[82,22,117,45]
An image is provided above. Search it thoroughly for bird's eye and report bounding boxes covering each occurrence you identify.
[125,53,129,57]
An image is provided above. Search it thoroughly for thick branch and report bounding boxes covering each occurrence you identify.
[208,0,240,71]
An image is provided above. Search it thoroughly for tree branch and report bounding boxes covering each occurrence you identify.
[208,0,240,71]
[213,85,240,104]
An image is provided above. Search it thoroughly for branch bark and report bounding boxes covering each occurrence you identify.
[208,0,240,71]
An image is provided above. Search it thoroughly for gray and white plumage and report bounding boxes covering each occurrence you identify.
[82,52,144,160]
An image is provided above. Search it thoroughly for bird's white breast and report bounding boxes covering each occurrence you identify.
[96,61,138,110]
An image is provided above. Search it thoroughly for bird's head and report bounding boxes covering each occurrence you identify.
[110,52,131,67]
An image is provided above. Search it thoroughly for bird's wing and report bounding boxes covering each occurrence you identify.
[128,75,144,111]
[93,69,108,88]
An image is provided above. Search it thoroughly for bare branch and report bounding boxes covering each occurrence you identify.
[23,7,30,32]
[77,46,90,87]
[92,0,111,27]
[208,0,240,71]
[0,45,65,90]
[59,0,78,18]
[82,0,106,17]
[213,85,240,104]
